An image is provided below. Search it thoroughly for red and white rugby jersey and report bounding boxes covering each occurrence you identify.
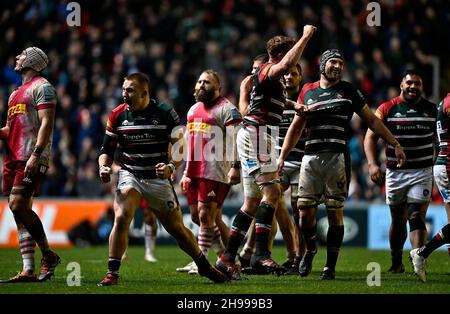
[6,75,56,166]
[186,96,242,183]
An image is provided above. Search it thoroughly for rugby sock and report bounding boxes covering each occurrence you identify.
[108,257,121,275]
[390,249,403,267]
[121,249,128,260]
[442,223,450,239]
[193,252,210,270]
[198,226,214,257]
[255,202,275,256]
[302,223,317,252]
[325,225,344,270]
[286,251,296,263]
[223,209,254,261]
[144,223,156,257]
[239,243,254,260]
[15,210,50,253]
[211,224,225,256]
[419,224,450,258]
[18,226,35,274]
[293,255,302,267]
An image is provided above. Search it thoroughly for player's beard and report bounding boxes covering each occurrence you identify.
[124,97,135,111]
[324,67,341,83]
[402,88,421,103]
[194,88,215,105]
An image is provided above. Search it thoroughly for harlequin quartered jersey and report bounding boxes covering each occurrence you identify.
[185,96,242,183]
[6,75,56,165]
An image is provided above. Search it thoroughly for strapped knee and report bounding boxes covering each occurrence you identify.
[407,203,426,232]
[290,184,299,204]
[407,203,422,216]
[11,186,34,198]
[408,216,426,232]
[257,178,281,190]
[325,198,344,209]
[297,198,318,209]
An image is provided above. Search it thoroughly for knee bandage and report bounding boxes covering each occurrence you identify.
[257,178,281,190]
[408,216,426,232]
[407,203,426,232]
[290,184,299,203]
[297,198,318,209]
[325,198,344,209]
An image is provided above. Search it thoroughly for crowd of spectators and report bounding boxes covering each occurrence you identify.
[0,0,448,203]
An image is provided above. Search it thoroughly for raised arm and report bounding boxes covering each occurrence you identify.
[268,25,316,80]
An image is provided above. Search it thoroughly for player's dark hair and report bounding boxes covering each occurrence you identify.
[401,69,423,80]
[125,72,151,93]
[253,53,269,63]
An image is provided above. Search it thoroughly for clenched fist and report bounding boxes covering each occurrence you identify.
[303,25,317,38]
[99,165,112,183]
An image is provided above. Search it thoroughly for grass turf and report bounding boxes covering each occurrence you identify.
[0,246,449,294]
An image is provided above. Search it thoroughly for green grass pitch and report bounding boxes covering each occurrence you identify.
[0,246,449,294]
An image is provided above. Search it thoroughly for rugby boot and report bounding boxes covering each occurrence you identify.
[97,272,119,286]
[197,264,229,283]
[38,250,61,282]
[0,271,38,283]
[216,257,248,281]
[299,250,316,277]
[320,267,336,280]
[250,254,284,276]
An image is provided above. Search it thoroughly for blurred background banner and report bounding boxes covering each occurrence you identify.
[367,204,449,250]
[0,199,447,249]
[0,199,110,247]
